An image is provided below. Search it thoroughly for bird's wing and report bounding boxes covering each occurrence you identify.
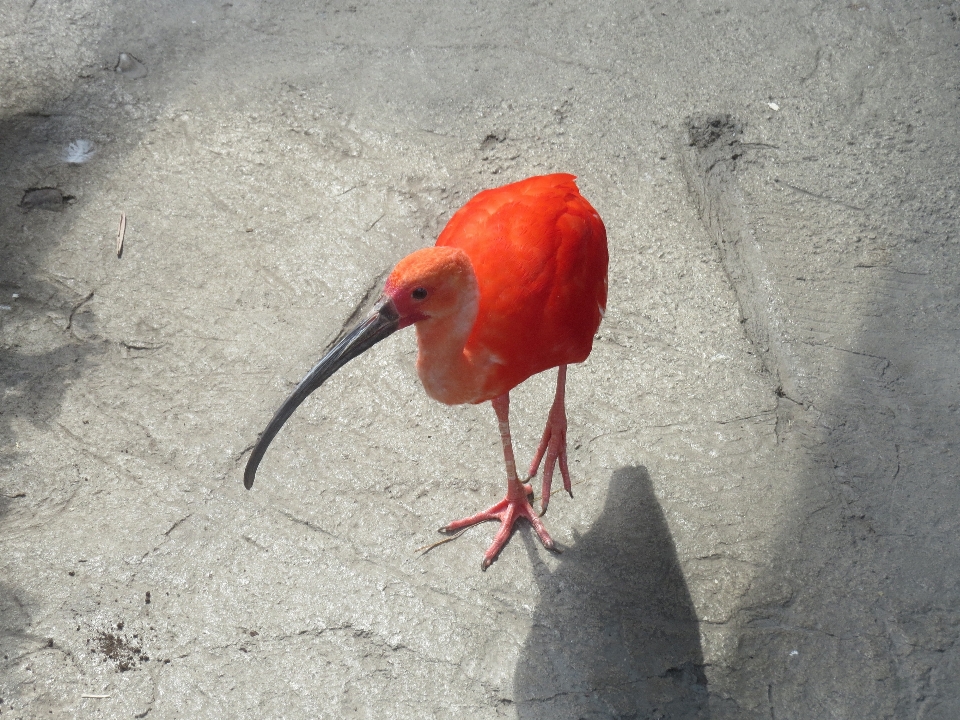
[437,174,607,400]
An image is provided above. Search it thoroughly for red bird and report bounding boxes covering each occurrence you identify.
[245,174,608,569]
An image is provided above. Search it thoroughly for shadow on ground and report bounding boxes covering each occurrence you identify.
[514,466,708,719]
[0,110,106,694]
[682,79,960,713]
[0,110,108,449]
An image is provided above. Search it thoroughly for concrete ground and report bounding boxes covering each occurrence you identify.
[2,0,959,717]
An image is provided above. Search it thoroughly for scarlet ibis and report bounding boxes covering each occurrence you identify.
[245,174,608,569]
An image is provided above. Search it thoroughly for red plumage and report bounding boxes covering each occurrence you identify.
[436,173,608,401]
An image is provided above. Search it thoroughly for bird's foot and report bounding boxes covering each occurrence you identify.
[440,480,556,570]
[527,401,571,515]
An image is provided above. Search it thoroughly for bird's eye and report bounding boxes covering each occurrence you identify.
[411,287,428,301]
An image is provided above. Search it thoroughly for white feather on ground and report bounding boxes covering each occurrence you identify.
[63,139,96,164]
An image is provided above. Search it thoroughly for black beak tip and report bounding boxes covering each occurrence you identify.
[243,455,258,490]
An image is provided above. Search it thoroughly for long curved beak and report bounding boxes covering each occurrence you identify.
[244,295,400,489]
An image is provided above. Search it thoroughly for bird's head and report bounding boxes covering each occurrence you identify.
[383,246,477,328]
[244,245,476,490]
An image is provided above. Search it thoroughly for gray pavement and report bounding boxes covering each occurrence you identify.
[1,1,959,717]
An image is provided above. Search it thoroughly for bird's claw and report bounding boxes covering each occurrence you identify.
[528,415,571,515]
[441,480,555,570]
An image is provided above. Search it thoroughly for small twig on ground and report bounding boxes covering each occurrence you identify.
[416,527,470,555]
[81,694,111,699]
[116,213,126,257]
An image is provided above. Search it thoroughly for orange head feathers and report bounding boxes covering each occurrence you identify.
[384,246,478,329]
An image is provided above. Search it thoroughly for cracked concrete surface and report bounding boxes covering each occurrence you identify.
[2,0,959,717]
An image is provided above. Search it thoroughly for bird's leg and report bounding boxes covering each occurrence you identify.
[440,392,556,570]
[527,365,571,515]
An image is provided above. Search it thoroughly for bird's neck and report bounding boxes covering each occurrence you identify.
[414,283,482,405]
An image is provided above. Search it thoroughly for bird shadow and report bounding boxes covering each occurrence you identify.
[513,465,709,719]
